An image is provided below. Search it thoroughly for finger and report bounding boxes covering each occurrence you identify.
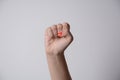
[62,22,70,36]
[44,27,53,45]
[57,24,63,37]
[57,23,63,32]
[63,22,70,32]
[62,23,73,42]
[47,27,54,38]
[51,25,58,37]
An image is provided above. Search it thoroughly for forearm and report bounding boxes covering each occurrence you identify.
[46,53,72,80]
[45,23,73,80]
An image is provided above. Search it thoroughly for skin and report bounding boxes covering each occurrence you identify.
[44,23,73,80]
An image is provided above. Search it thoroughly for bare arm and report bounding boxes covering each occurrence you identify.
[44,23,73,80]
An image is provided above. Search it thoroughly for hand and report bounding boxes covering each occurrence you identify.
[44,23,73,55]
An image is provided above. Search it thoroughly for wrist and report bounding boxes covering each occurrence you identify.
[46,53,65,64]
[46,51,64,56]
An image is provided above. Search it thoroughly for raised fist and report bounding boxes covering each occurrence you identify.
[44,23,73,55]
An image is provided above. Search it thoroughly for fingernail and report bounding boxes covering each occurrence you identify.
[57,32,62,37]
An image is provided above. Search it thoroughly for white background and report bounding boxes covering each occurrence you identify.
[0,0,120,80]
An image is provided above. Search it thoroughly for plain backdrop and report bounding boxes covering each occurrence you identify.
[0,0,120,80]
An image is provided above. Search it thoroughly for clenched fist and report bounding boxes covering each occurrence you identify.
[44,23,73,55]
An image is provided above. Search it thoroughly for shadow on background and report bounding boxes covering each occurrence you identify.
[0,0,3,79]
[0,0,4,12]
[117,73,120,80]
[0,0,4,4]
[116,0,120,7]
[0,73,3,80]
